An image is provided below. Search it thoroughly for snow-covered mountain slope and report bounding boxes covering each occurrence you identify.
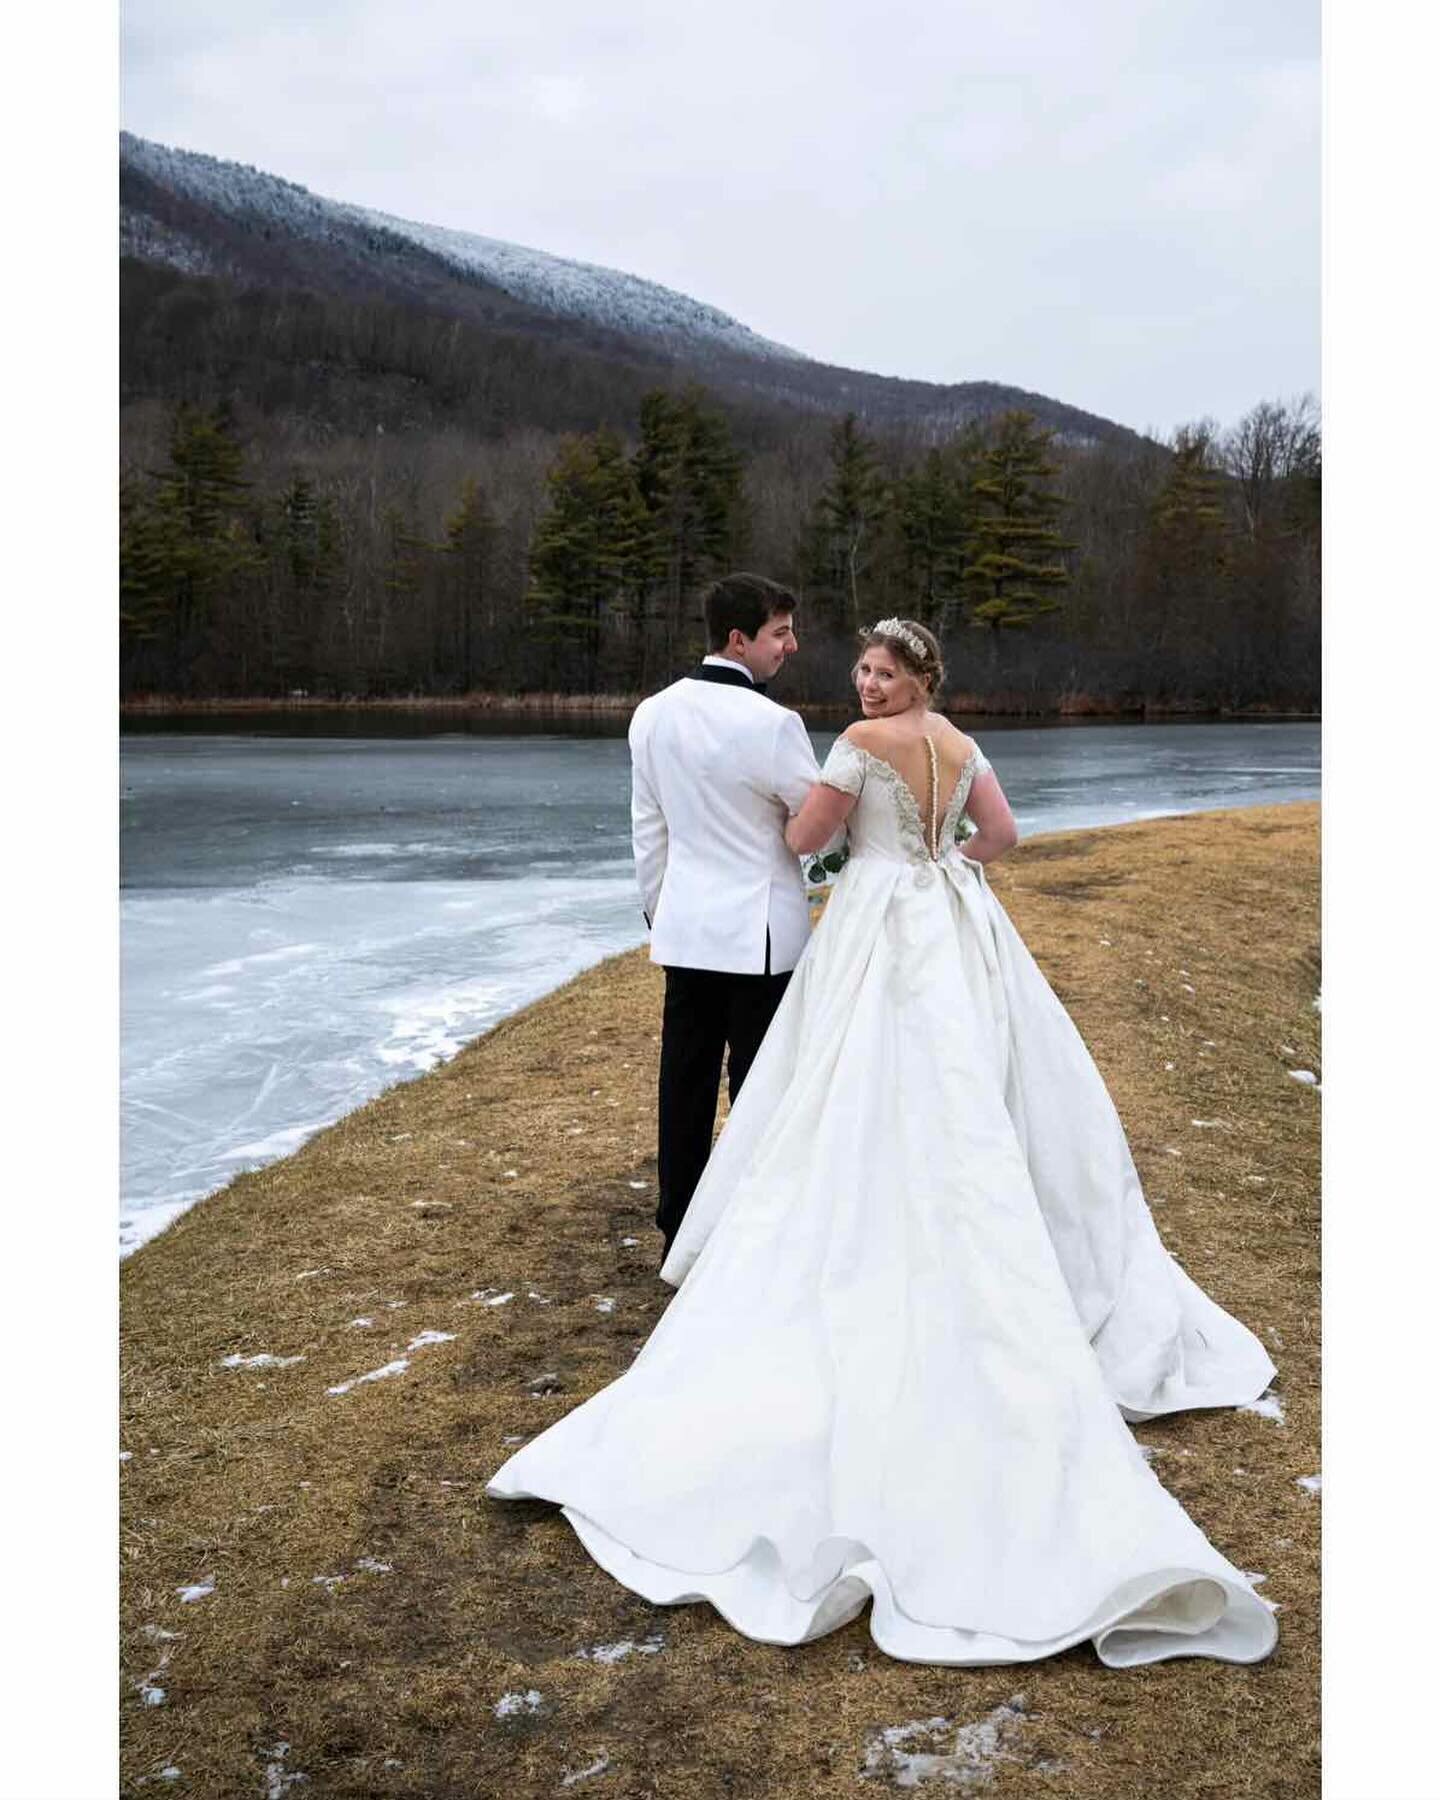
[120,133,805,365]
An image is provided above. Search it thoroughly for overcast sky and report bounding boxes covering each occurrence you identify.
[120,0,1317,435]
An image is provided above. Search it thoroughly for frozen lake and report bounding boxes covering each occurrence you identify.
[120,719,1319,1254]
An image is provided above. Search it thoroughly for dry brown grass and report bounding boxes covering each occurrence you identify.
[120,803,1320,1799]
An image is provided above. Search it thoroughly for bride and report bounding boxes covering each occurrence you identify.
[487,618,1278,1668]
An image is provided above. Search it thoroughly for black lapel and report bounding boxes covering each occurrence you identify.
[688,664,767,694]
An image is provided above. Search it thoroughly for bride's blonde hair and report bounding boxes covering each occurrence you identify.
[853,618,946,698]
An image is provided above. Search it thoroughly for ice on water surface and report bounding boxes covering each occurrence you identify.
[120,725,1318,1255]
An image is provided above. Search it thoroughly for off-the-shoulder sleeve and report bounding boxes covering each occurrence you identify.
[820,735,867,795]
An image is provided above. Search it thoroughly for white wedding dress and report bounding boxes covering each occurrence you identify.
[487,736,1279,1667]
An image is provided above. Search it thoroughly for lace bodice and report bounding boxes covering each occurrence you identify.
[820,734,991,876]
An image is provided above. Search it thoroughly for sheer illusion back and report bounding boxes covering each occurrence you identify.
[823,732,991,870]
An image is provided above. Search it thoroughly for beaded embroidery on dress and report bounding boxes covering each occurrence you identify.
[488,733,1278,1668]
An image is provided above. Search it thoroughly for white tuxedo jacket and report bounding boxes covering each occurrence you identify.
[628,667,821,975]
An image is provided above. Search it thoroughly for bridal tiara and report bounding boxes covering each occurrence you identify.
[865,617,931,664]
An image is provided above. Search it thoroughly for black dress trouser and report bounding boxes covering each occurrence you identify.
[655,947,791,1251]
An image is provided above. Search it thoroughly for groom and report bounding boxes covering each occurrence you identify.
[628,572,823,1259]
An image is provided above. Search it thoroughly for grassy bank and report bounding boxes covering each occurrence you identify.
[121,804,1320,1799]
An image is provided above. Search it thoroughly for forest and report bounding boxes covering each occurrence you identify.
[119,261,1320,714]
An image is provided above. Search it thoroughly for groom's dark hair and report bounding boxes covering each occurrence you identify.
[702,572,798,651]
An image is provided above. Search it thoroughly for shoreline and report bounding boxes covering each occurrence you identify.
[120,794,1318,1258]
[120,691,1322,725]
[121,802,1319,1797]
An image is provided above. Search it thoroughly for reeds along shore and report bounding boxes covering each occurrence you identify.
[120,803,1321,1800]
[121,690,1319,720]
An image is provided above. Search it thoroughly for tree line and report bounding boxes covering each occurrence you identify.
[120,385,1319,712]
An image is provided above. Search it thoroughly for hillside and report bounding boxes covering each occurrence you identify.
[119,132,1142,449]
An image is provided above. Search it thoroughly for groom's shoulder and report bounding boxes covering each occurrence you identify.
[629,678,686,731]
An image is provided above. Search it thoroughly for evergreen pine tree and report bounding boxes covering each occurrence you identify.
[528,430,648,692]
[804,413,888,633]
[632,386,746,673]
[891,432,980,635]
[119,403,259,687]
[960,411,1071,632]
[1138,424,1230,657]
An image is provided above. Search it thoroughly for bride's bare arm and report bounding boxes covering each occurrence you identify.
[960,769,1020,865]
[785,782,858,855]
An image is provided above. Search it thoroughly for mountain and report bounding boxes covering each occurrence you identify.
[119,132,1143,449]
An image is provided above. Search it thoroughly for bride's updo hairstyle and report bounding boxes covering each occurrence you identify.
[854,617,946,699]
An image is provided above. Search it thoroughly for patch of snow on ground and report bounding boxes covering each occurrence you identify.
[627,1180,649,1190]
[327,1358,409,1396]
[576,1633,665,1664]
[1297,1473,1322,1496]
[862,1696,1030,1788]
[348,1317,374,1328]
[139,1680,167,1706]
[220,1352,304,1369]
[594,1297,617,1315]
[473,1290,515,1306]
[1288,1069,1319,1085]
[561,1753,612,1787]
[1239,1391,1287,1424]
[158,1769,181,1782]
[120,1450,133,1461]
[176,1580,214,1603]
[494,1688,544,1718]
[620,1236,640,1247]
[356,1556,393,1574]
[406,1329,457,1350]
[262,1741,307,1798]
